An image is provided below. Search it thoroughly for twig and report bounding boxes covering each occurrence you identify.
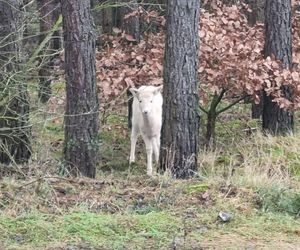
[216,95,248,115]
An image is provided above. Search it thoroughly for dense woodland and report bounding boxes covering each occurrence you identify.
[0,0,300,249]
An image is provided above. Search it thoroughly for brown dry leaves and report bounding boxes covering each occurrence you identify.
[96,10,164,101]
[200,0,300,109]
[96,1,300,109]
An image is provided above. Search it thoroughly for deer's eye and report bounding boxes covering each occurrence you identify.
[139,100,142,103]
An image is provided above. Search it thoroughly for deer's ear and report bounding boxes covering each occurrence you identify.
[129,87,139,98]
[153,85,163,95]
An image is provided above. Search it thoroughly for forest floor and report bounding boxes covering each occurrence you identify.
[0,84,300,250]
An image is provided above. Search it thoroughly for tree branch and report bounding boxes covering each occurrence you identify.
[209,89,227,112]
[199,105,208,114]
[216,95,248,115]
[214,89,226,107]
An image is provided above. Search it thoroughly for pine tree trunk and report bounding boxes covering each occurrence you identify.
[159,0,200,179]
[0,0,31,164]
[62,0,100,178]
[262,0,293,135]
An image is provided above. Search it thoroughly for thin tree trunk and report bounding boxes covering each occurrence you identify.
[262,0,293,135]
[245,0,265,118]
[120,0,140,42]
[118,0,141,129]
[52,0,61,51]
[245,0,265,25]
[204,91,225,146]
[127,89,133,130]
[251,91,263,119]
[159,0,200,179]
[0,0,31,164]
[37,0,61,103]
[62,0,100,178]
[92,0,114,35]
[206,111,216,146]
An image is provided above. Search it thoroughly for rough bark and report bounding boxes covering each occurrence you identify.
[262,0,293,135]
[37,0,61,103]
[159,0,200,179]
[0,0,31,164]
[62,0,100,178]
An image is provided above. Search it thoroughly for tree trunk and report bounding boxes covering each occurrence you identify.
[245,0,265,118]
[52,0,61,51]
[127,89,133,130]
[37,0,53,103]
[251,91,263,119]
[262,0,293,135]
[0,0,31,164]
[120,0,140,42]
[62,0,100,178]
[159,0,200,179]
[92,0,114,35]
[204,91,224,146]
[245,0,265,25]
[118,0,141,129]
[206,111,217,147]
[37,0,61,103]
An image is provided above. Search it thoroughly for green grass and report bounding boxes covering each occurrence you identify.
[185,210,300,242]
[256,186,300,215]
[0,211,180,249]
[1,203,299,250]
[184,183,210,194]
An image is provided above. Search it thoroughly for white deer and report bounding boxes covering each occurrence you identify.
[129,85,163,176]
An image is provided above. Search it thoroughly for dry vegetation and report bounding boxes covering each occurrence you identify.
[0,2,300,249]
[0,87,299,249]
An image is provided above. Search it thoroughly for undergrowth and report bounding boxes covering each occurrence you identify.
[1,98,300,249]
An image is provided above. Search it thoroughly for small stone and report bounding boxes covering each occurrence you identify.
[218,211,233,222]
[13,235,24,243]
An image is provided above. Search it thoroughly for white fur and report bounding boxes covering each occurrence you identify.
[129,85,163,176]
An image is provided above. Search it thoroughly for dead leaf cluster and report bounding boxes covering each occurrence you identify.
[96,2,300,110]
